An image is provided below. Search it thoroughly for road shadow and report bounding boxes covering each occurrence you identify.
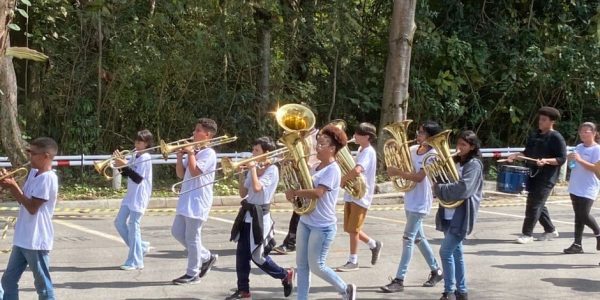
[49,266,124,272]
[492,263,597,270]
[466,250,564,256]
[52,280,172,289]
[541,277,600,293]
[145,250,186,259]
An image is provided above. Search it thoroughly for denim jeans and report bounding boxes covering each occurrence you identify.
[296,221,348,300]
[395,210,439,279]
[439,230,467,294]
[1,246,55,300]
[171,214,210,276]
[114,205,148,268]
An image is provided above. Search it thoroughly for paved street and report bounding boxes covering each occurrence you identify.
[1,195,600,299]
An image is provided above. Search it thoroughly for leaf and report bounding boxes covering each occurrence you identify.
[7,23,21,31]
[20,0,31,6]
[5,47,49,62]
[17,8,28,19]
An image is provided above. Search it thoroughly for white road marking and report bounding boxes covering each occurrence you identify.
[478,209,574,225]
[209,215,289,236]
[53,219,125,244]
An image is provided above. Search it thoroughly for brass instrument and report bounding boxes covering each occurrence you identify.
[0,162,31,182]
[422,130,463,208]
[276,103,317,215]
[171,148,290,195]
[159,135,238,159]
[323,119,367,199]
[93,150,134,180]
[383,120,417,192]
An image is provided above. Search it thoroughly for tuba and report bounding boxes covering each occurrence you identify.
[422,130,463,208]
[276,104,317,215]
[383,120,416,192]
[323,120,367,199]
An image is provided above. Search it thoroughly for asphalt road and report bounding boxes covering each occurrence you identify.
[1,195,600,300]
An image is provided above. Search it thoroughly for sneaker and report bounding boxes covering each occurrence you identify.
[370,240,383,265]
[455,291,468,300]
[199,254,218,278]
[440,292,457,300]
[172,274,200,285]
[423,268,443,287]
[142,241,152,256]
[119,264,142,271]
[596,236,600,251]
[537,230,559,241]
[282,268,294,297]
[380,278,404,293]
[343,283,356,300]
[336,261,359,272]
[516,235,534,244]
[273,244,295,255]
[224,290,252,300]
[563,243,584,254]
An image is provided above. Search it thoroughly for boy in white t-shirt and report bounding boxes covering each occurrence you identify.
[336,122,383,272]
[0,137,59,300]
[171,118,219,285]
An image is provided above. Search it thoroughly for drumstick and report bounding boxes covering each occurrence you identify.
[497,155,539,163]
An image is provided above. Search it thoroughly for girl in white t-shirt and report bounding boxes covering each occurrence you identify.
[564,122,600,254]
[113,129,154,270]
[285,125,357,300]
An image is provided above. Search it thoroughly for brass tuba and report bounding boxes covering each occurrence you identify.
[276,104,317,215]
[323,120,367,199]
[422,130,463,208]
[383,120,416,192]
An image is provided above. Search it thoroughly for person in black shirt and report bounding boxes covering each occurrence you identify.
[508,106,567,244]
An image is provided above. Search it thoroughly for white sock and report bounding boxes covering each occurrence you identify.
[348,254,358,264]
[367,239,377,249]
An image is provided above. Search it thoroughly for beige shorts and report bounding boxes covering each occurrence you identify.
[343,202,368,233]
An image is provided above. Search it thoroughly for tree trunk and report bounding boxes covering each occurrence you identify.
[378,0,416,150]
[254,4,273,130]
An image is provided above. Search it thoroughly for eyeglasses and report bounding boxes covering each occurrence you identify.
[26,149,46,156]
[416,131,427,136]
[316,143,332,149]
[579,130,593,134]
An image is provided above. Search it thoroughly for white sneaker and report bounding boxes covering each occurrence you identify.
[537,230,559,241]
[516,235,534,244]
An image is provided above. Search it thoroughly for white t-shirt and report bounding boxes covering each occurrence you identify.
[244,164,279,222]
[568,143,600,200]
[344,145,376,208]
[404,145,435,214]
[14,169,58,250]
[300,162,341,228]
[443,163,462,220]
[176,148,216,220]
[122,152,153,213]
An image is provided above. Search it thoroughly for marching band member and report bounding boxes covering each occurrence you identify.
[226,137,294,299]
[337,122,383,272]
[284,125,357,300]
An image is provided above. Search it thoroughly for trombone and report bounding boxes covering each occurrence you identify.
[0,162,31,182]
[159,135,238,159]
[171,148,290,195]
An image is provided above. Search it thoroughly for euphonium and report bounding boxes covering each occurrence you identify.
[422,130,463,208]
[276,103,317,215]
[383,120,416,192]
[324,120,367,199]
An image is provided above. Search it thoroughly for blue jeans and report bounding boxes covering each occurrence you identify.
[395,210,439,279]
[1,246,55,300]
[114,205,148,268]
[296,221,348,300]
[439,230,467,293]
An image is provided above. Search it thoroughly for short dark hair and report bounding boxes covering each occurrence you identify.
[454,130,481,165]
[319,124,348,154]
[355,122,377,142]
[135,129,154,148]
[538,106,561,121]
[197,118,218,136]
[253,136,277,152]
[30,137,58,158]
[421,121,443,137]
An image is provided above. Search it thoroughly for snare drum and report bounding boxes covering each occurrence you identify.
[496,165,529,194]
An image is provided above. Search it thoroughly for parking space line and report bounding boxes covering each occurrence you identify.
[208,216,289,236]
[53,219,125,244]
[364,215,437,229]
[478,209,574,225]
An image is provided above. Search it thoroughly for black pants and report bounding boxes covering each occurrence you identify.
[522,184,556,236]
[570,194,600,245]
[281,211,300,247]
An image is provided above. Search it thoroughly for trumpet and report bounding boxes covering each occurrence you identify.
[93,148,158,180]
[0,162,31,182]
[159,135,238,159]
[171,148,290,195]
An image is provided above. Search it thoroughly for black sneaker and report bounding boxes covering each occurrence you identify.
[224,290,251,300]
[370,240,383,265]
[343,283,356,300]
[563,243,584,254]
[380,278,404,293]
[172,274,200,285]
[455,291,468,300]
[423,269,443,287]
[440,292,457,300]
[282,267,294,297]
[273,244,295,255]
[199,254,218,278]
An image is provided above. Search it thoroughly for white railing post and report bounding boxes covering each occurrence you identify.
[112,168,122,190]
